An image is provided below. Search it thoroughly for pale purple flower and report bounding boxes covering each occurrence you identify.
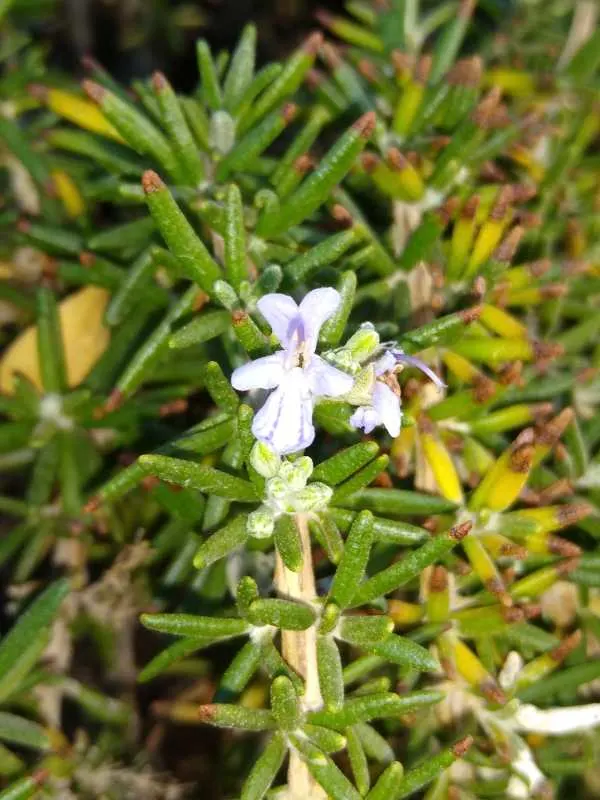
[231,289,354,455]
[350,347,445,439]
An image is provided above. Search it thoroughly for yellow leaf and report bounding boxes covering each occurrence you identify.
[0,287,110,393]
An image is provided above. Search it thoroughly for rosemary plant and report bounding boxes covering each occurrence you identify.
[1,1,600,798]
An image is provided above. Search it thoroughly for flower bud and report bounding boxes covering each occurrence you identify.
[250,441,281,479]
[266,477,288,503]
[345,364,377,406]
[209,109,236,154]
[294,482,333,512]
[279,456,313,490]
[345,322,380,362]
[247,507,275,539]
[323,348,361,375]
[213,279,238,310]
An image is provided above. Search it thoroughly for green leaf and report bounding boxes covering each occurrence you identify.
[329,510,374,609]
[319,271,358,348]
[290,735,362,800]
[353,522,470,606]
[338,488,457,516]
[317,636,344,712]
[393,739,472,798]
[198,703,275,730]
[217,640,264,700]
[331,455,389,503]
[223,183,248,290]
[204,361,240,414]
[286,230,363,284]
[247,598,316,631]
[238,33,320,133]
[36,287,66,394]
[307,691,443,730]
[347,725,370,796]
[196,40,223,110]
[256,112,376,237]
[366,634,439,672]
[138,638,208,683]
[140,613,249,639]
[0,774,44,800]
[270,675,300,730]
[152,71,204,185]
[223,23,256,113]
[0,580,69,703]
[83,80,181,180]
[365,762,404,800]
[194,515,248,569]
[0,713,50,751]
[312,442,379,486]
[240,731,287,800]
[142,170,220,291]
[337,616,394,646]
[274,515,303,572]
[138,454,258,501]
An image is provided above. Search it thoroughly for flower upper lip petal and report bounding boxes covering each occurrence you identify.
[297,287,342,349]
[256,293,300,349]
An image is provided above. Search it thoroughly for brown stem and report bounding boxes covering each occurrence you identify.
[275,513,326,800]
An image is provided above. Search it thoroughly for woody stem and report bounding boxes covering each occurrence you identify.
[274,512,326,800]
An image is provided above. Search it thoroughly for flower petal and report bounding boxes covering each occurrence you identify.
[350,406,379,435]
[252,367,315,455]
[373,382,402,437]
[393,350,446,390]
[256,293,299,349]
[514,702,600,735]
[306,355,354,398]
[231,353,285,391]
[298,288,341,349]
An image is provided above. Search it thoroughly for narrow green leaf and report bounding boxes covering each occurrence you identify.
[313,442,379,486]
[317,636,344,711]
[274,515,303,572]
[138,454,258,501]
[224,183,248,290]
[198,703,275,730]
[366,634,439,672]
[271,675,300,730]
[140,612,249,639]
[394,739,472,798]
[256,112,376,237]
[319,271,358,347]
[169,309,231,349]
[353,522,470,605]
[194,515,248,569]
[152,71,204,184]
[308,691,443,730]
[365,762,405,800]
[223,24,256,112]
[240,731,287,800]
[142,170,220,291]
[247,598,316,631]
[196,40,223,109]
[347,725,370,796]
[36,287,66,394]
[0,713,50,751]
[0,580,69,703]
[329,510,374,609]
[138,638,208,683]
